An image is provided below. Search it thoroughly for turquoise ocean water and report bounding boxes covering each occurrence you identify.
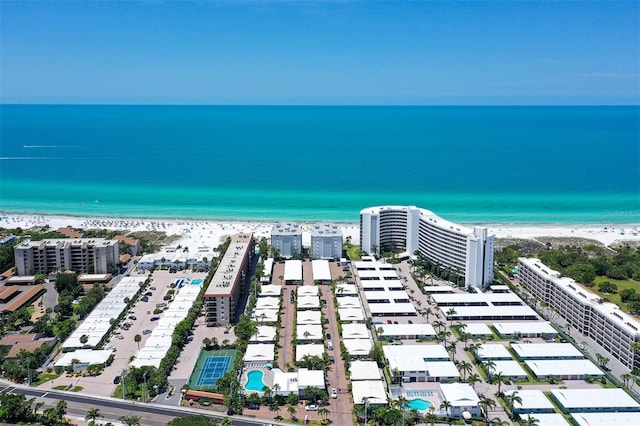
[0,105,638,224]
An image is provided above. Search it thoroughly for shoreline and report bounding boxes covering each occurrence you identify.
[1,212,639,248]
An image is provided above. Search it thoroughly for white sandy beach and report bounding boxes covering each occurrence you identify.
[1,213,639,250]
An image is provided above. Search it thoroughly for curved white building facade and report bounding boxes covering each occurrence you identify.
[360,206,494,289]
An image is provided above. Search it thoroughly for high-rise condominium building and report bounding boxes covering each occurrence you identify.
[360,206,494,289]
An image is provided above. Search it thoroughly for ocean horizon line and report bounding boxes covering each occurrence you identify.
[2,103,639,108]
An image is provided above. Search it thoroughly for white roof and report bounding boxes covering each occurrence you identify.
[350,361,382,381]
[357,269,398,280]
[252,326,277,342]
[296,324,323,340]
[297,286,319,296]
[54,349,113,367]
[493,322,558,336]
[252,309,279,323]
[284,260,303,281]
[369,303,417,315]
[335,284,358,296]
[342,323,371,339]
[432,292,524,305]
[259,284,281,297]
[343,338,373,356]
[571,412,640,426]
[505,390,555,412]
[297,368,325,388]
[377,323,436,337]
[296,344,325,362]
[461,323,493,336]
[337,296,362,308]
[244,344,275,362]
[383,344,449,372]
[256,297,280,310]
[424,361,460,379]
[62,276,145,349]
[512,343,583,359]
[364,290,411,301]
[442,305,537,319]
[338,307,365,322]
[297,295,321,309]
[360,280,404,290]
[263,258,274,278]
[311,260,331,281]
[477,344,513,360]
[550,388,639,410]
[296,310,321,325]
[526,359,603,378]
[439,383,480,408]
[422,285,454,293]
[352,380,387,405]
[491,360,528,378]
[522,413,569,426]
[271,369,298,394]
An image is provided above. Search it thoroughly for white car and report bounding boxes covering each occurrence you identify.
[331,388,337,399]
[305,404,319,411]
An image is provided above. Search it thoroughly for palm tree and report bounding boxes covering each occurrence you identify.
[221,417,233,426]
[478,395,496,420]
[492,371,508,394]
[445,308,457,327]
[134,334,142,350]
[318,407,330,421]
[446,340,457,363]
[483,359,496,380]
[458,360,473,382]
[432,320,445,333]
[396,395,408,426]
[504,391,522,418]
[491,418,510,426]
[119,415,141,426]
[468,342,481,361]
[467,373,481,389]
[272,382,281,396]
[439,399,452,426]
[423,306,433,322]
[522,415,540,425]
[262,386,273,402]
[287,404,296,420]
[85,408,102,426]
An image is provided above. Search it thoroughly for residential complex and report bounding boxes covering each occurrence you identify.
[360,206,494,288]
[518,257,640,370]
[310,223,342,259]
[204,233,254,326]
[14,238,120,275]
[270,222,302,258]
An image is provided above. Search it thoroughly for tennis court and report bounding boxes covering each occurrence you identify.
[196,356,231,387]
[188,348,238,391]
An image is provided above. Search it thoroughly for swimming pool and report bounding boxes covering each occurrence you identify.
[244,370,265,392]
[192,279,203,285]
[406,398,432,411]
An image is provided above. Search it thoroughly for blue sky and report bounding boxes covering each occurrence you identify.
[1,1,638,104]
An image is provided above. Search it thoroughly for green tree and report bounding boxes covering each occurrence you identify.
[440,399,452,426]
[119,415,142,426]
[0,392,35,423]
[85,408,103,426]
[42,400,67,426]
[287,404,296,420]
[134,334,142,350]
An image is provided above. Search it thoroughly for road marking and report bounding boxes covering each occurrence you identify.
[42,392,49,397]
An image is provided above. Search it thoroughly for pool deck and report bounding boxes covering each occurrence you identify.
[393,382,443,414]
[241,367,274,393]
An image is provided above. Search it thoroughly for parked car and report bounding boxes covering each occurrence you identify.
[408,320,413,324]
[248,403,260,410]
[144,292,152,296]
[142,329,152,335]
[326,333,331,339]
[150,316,160,321]
[113,376,121,384]
[327,342,333,350]
[115,334,124,340]
[156,302,167,308]
[387,320,392,324]
[331,388,337,399]
[141,296,149,302]
[329,355,335,364]
[305,405,318,411]
[163,295,172,301]
[393,321,399,324]
[150,286,156,290]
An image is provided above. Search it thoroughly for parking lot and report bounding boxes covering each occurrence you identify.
[42,270,209,397]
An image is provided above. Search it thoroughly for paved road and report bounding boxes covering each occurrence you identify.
[2,383,289,426]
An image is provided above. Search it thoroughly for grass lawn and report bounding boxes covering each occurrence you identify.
[33,372,61,386]
[345,245,361,261]
[591,276,640,317]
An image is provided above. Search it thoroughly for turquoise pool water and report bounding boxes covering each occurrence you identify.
[192,279,203,285]
[244,370,265,392]
[406,398,432,411]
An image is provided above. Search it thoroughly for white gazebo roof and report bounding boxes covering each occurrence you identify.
[343,338,373,356]
[350,360,382,381]
[342,323,371,339]
[296,344,325,362]
[296,310,322,325]
[244,344,275,362]
[297,295,321,309]
[338,307,365,322]
[298,286,319,297]
[439,383,480,408]
[352,380,387,405]
[296,324,323,341]
[311,260,331,281]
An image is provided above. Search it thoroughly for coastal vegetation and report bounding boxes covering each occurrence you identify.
[495,243,640,315]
